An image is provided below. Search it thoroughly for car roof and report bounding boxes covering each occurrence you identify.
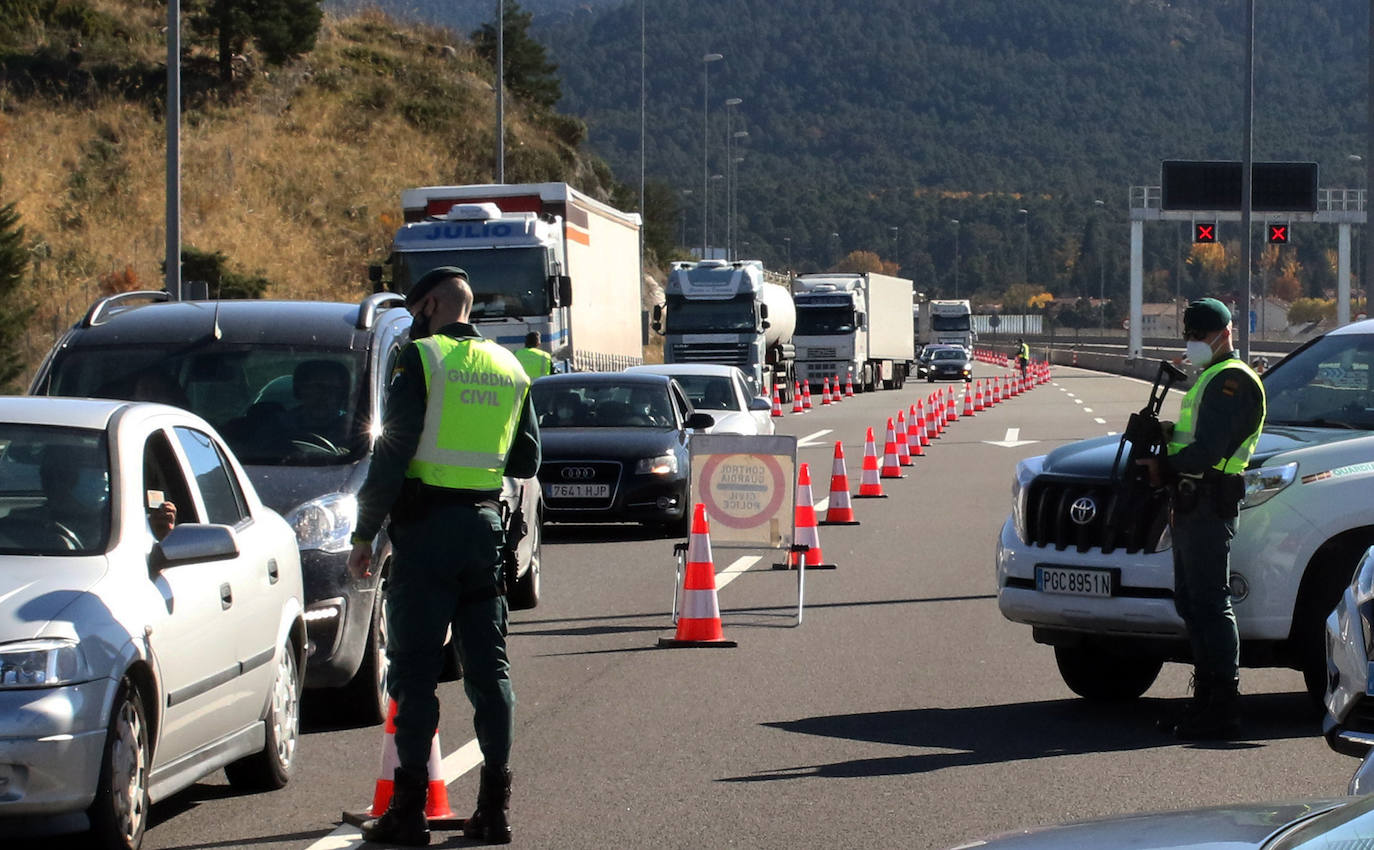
[534,372,674,388]
[64,300,406,347]
[0,396,129,429]
[625,364,742,378]
[1327,317,1374,336]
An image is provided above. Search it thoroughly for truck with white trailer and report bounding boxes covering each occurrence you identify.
[389,182,643,371]
[918,298,976,352]
[651,259,796,399]
[793,272,915,391]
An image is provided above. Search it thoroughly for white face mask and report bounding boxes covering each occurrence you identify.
[1185,339,1214,365]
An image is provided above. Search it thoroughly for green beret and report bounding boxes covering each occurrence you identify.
[406,266,467,307]
[1183,298,1230,333]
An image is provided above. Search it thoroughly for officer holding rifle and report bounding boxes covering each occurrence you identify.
[1137,298,1265,740]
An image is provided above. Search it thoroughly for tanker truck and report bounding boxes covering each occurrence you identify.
[793,272,915,392]
[651,259,795,399]
[387,182,643,372]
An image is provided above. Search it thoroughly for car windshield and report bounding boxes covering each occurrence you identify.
[0,424,110,555]
[532,383,676,428]
[933,349,965,361]
[1270,796,1374,849]
[664,294,756,333]
[663,375,737,411]
[45,345,368,466]
[796,306,856,335]
[1263,332,1374,430]
[932,314,970,332]
[394,247,549,319]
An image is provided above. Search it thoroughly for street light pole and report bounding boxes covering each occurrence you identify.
[1094,199,1106,331]
[950,219,960,298]
[1018,208,1030,285]
[732,151,745,256]
[701,53,722,259]
[496,0,504,182]
[890,226,899,274]
[723,98,741,259]
[784,236,792,271]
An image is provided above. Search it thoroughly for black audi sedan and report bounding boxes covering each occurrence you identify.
[531,372,713,532]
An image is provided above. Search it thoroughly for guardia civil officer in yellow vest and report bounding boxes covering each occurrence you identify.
[1138,297,1265,741]
[347,267,539,846]
[514,331,554,381]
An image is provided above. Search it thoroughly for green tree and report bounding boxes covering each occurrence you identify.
[0,174,32,391]
[166,247,271,299]
[472,0,561,109]
[189,0,323,85]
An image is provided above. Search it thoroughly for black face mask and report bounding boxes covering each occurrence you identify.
[409,311,432,340]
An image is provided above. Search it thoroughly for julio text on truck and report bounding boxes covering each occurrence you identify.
[376,182,645,371]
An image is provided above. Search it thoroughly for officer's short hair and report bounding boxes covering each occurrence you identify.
[525,331,541,348]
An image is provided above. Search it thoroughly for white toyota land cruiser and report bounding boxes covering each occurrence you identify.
[998,320,1374,704]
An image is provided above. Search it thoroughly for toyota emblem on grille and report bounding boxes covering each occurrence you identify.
[560,466,596,481]
[1069,496,1097,526]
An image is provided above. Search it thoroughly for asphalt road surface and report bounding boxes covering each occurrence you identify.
[16,364,1357,850]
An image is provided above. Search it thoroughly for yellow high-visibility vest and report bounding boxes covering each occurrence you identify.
[514,346,553,380]
[407,336,530,491]
[1167,358,1265,474]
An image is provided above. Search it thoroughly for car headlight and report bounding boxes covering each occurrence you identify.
[1351,547,1374,607]
[285,492,358,553]
[635,454,678,475]
[1010,455,1045,542]
[1240,462,1298,510]
[0,638,90,689]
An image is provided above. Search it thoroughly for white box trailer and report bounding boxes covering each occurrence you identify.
[793,272,914,391]
[395,182,643,371]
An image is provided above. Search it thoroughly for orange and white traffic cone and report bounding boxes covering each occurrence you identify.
[659,505,737,647]
[947,390,959,422]
[347,699,460,828]
[777,463,837,569]
[822,376,832,405]
[792,381,805,414]
[924,397,938,441]
[844,373,855,397]
[803,379,813,409]
[771,385,783,418]
[962,385,975,416]
[822,441,859,525]
[833,374,844,402]
[992,378,1002,405]
[896,409,913,466]
[855,427,886,498]
[915,400,931,447]
[906,404,925,457]
[974,380,986,412]
[880,418,904,479]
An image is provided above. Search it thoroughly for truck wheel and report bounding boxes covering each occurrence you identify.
[1054,645,1162,701]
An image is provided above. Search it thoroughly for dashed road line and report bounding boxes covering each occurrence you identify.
[1095,417,1107,424]
[797,428,834,448]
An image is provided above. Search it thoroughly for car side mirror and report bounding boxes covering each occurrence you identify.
[748,396,772,411]
[759,303,770,320]
[150,524,240,571]
[685,412,715,430]
[651,303,663,334]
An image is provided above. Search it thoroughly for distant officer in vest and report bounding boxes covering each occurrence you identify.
[1016,338,1030,378]
[348,266,540,845]
[514,331,553,381]
[1137,297,1265,740]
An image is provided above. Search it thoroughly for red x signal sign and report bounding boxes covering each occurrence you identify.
[1267,224,1289,244]
[1194,222,1217,244]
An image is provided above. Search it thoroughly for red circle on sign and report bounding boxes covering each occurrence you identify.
[697,453,787,530]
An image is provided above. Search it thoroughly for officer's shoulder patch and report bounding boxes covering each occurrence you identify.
[1220,377,1239,396]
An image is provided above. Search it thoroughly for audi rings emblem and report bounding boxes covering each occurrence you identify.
[560,466,597,481]
[1069,496,1098,526]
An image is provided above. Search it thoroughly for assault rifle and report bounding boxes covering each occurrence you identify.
[500,482,535,610]
[1102,360,1188,532]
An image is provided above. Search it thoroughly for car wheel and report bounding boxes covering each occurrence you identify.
[225,639,301,790]
[339,580,390,725]
[87,678,149,850]
[1054,645,1162,701]
[1296,540,1373,709]
[507,512,542,610]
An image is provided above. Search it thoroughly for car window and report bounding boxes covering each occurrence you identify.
[0,424,110,555]
[46,345,368,466]
[1264,332,1374,428]
[669,375,737,411]
[174,427,249,526]
[145,430,199,527]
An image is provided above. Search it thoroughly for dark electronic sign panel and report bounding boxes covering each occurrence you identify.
[1161,161,1318,213]
[1194,222,1217,243]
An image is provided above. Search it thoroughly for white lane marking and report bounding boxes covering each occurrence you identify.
[1095,418,1107,424]
[1074,399,1084,405]
[797,428,834,448]
[303,552,769,850]
[1108,431,1119,436]
[1083,408,1093,413]
[1066,393,1076,398]
[984,427,1038,448]
[814,496,830,514]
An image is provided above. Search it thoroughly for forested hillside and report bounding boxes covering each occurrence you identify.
[543,0,1370,310]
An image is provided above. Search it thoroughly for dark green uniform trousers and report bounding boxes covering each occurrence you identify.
[386,501,514,771]
[1171,500,1239,684]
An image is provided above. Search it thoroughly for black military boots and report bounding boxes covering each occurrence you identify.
[361,766,430,846]
[463,764,513,845]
